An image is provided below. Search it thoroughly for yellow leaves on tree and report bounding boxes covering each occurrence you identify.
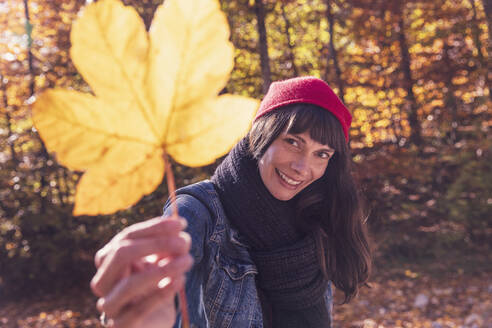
[32,0,259,216]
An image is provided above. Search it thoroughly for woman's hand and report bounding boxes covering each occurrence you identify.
[91,216,193,328]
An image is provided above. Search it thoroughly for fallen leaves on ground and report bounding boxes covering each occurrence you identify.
[0,287,100,328]
[333,271,492,328]
[1,271,491,327]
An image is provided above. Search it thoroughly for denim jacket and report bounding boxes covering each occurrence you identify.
[163,180,333,328]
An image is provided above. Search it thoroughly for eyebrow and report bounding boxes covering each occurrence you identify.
[290,134,335,152]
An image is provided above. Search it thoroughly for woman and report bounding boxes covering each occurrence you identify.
[91,76,372,328]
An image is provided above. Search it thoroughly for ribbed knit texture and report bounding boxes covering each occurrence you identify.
[254,76,352,142]
[211,138,330,327]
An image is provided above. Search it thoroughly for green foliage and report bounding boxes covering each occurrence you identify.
[0,159,214,298]
[442,139,492,244]
[0,204,128,298]
[359,132,492,262]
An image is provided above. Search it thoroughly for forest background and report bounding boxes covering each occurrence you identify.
[0,0,491,327]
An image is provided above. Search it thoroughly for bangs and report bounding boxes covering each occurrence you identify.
[285,104,346,152]
[248,103,348,160]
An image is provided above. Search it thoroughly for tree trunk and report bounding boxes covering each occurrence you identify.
[480,0,492,100]
[1,77,18,165]
[325,0,346,103]
[254,0,272,94]
[471,0,485,63]
[24,0,35,96]
[24,0,51,212]
[443,41,460,143]
[471,0,490,100]
[280,5,298,77]
[397,13,422,146]
[378,6,403,146]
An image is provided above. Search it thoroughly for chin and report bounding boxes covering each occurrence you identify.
[270,187,299,201]
[273,193,294,201]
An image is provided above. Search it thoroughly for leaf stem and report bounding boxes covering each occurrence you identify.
[164,152,190,328]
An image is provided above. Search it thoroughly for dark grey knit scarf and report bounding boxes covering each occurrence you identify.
[211,137,330,328]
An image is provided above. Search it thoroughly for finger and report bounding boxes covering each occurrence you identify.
[92,232,191,297]
[122,216,187,241]
[95,217,187,268]
[112,274,186,328]
[91,232,191,297]
[99,254,193,318]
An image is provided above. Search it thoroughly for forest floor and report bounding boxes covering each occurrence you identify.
[1,260,491,328]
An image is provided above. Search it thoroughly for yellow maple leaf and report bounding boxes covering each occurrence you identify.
[32,0,259,216]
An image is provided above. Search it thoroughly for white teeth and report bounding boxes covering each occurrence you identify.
[278,170,302,186]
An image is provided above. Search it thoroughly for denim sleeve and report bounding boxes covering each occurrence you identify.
[163,194,211,265]
[326,281,333,327]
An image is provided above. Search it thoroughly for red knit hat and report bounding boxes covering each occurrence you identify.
[254,76,352,142]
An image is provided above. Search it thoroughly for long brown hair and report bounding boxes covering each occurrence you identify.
[248,103,372,303]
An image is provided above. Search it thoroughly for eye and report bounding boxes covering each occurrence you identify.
[318,151,333,159]
[284,137,299,147]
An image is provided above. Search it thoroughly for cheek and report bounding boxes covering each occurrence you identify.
[260,146,280,168]
[312,162,329,180]
[258,151,273,177]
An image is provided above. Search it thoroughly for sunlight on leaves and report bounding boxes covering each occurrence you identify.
[32,0,259,215]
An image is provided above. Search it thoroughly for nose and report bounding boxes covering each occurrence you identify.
[290,156,309,177]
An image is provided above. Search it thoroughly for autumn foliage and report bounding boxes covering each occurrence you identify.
[0,0,491,326]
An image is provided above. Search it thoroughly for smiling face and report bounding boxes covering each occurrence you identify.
[258,131,335,201]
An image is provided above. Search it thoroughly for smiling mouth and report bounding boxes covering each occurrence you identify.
[276,169,302,187]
